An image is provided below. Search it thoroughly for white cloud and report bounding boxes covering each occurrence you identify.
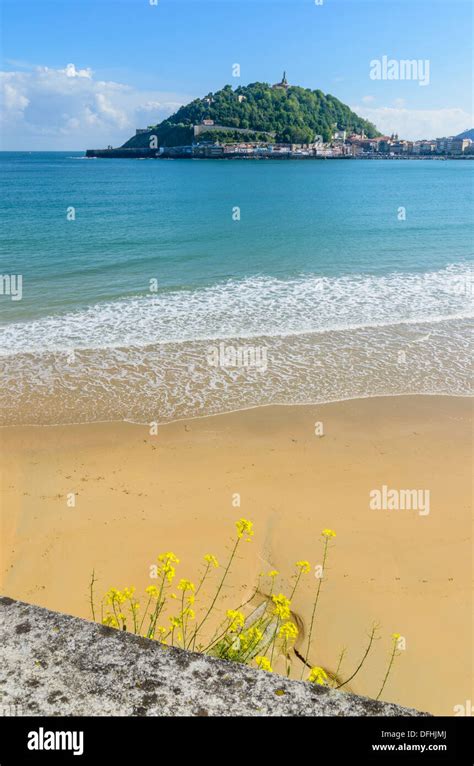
[62,63,92,79]
[361,95,375,104]
[0,64,191,149]
[352,104,473,140]
[3,82,29,113]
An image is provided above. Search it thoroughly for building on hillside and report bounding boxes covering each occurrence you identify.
[272,71,289,90]
[372,136,391,151]
[332,129,347,142]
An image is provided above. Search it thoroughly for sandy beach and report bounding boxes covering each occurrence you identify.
[1,395,472,715]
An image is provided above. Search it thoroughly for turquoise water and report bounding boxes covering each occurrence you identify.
[0,152,472,424]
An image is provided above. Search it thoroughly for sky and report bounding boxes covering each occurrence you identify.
[0,0,472,149]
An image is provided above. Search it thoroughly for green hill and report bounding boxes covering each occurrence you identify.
[123,81,380,148]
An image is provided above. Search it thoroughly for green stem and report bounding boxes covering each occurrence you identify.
[201,619,233,653]
[269,618,281,665]
[89,570,96,622]
[290,571,302,600]
[147,573,167,638]
[188,536,241,649]
[301,538,330,678]
[194,563,211,598]
[180,592,186,648]
[376,637,399,700]
[335,625,378,689]
[331,647,347,687]
[111,599,122,630]
[139,596,152,635]
[131,600,138,634]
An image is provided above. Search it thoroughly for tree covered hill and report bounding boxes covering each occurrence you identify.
[123,81,380,148]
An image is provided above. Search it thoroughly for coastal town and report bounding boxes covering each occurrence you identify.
[150,125,473,160]
[87,125,473,160]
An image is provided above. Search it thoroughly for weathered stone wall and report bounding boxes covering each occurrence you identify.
[0,597,429,717]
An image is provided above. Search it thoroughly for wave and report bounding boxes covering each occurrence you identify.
[1,318,472,426]
[0,263,472,357]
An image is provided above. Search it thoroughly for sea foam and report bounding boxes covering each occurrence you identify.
[0,263,472,357]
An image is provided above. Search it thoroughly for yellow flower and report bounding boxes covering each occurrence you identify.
[105,587,127,605]
[187,594,195,605]
[102,614,118,628]
[161,564,176,583]
[321,529,336,539]
[145,585,159,599]
[204,554,219,568]
[268,570,279,578]
[392,632,401,640]
[156,553,179,582]
[236,626,263,652]
[169,616,182,629]
[130,602,140,612]
[158,552,180,564]
[308,666,328,685]
[296,560,310,574]
[279,621,299,641]
[122,586,135,600]
[154,626,167,643]
[178,578,195,592]
[243,626,263,646]
[236,518,254,540]
[226,609,245,631]
[255,656,272,672]
[271,593,291,620]
[182,607,195,620]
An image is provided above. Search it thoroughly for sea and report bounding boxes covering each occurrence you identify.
[0,152,472,425]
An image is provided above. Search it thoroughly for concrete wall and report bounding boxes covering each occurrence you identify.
[0,597,429,717]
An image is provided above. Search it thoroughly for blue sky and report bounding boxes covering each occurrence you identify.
[1,0,472,149]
